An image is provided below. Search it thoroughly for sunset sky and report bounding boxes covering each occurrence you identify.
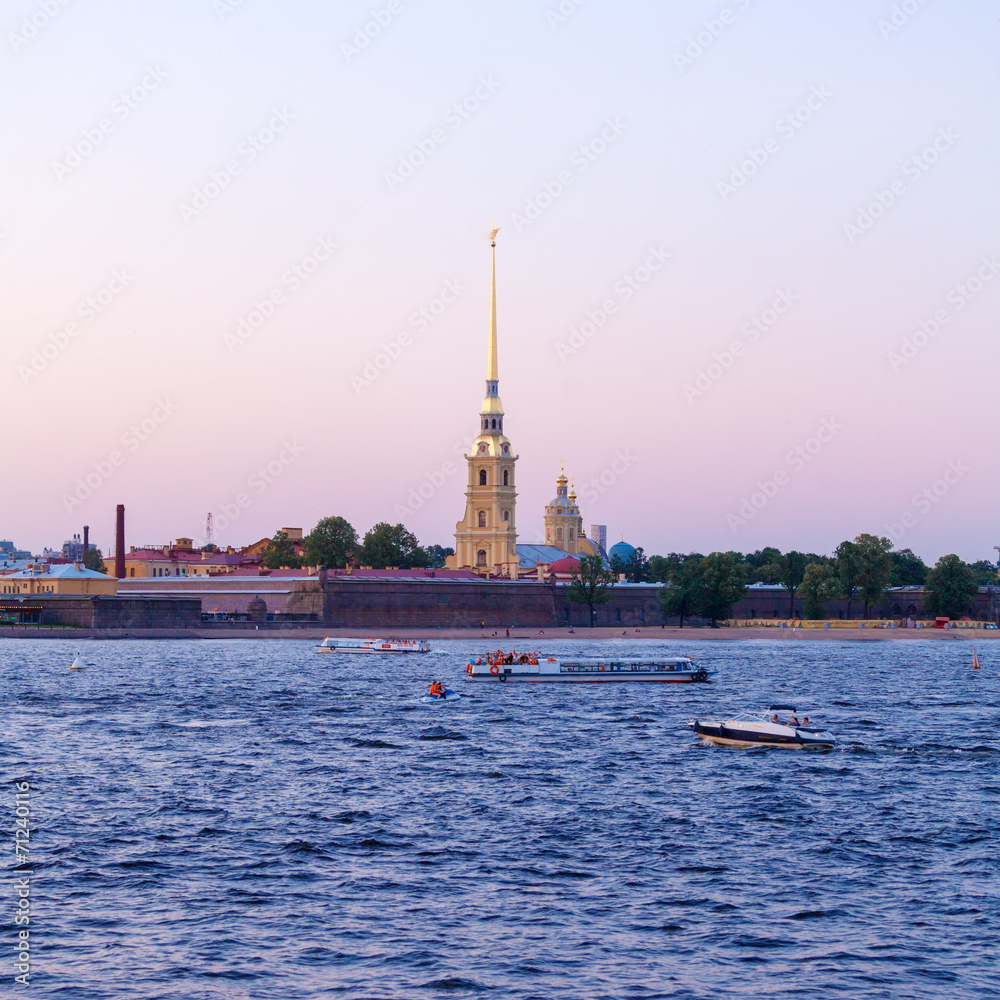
[3,0,997,562]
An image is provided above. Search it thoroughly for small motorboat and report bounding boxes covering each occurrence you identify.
[688,705,834,749]
[69,653,86,671]
[420,689,461,703]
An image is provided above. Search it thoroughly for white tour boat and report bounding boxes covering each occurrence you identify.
[315,637,431,654]
[464,652,711,683]
[688,705,835,748]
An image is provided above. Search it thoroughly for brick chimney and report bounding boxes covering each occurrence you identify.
[115,505,126,579]
[83,525,89,560]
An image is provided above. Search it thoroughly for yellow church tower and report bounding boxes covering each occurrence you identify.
[543,466,584,554]
[446,229,520,577]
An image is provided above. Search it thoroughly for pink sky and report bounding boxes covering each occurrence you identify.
[3,0,997,564]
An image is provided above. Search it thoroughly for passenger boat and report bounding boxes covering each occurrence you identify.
[688,705,835,748]
[464,652,711,683]
[315,637,431,654]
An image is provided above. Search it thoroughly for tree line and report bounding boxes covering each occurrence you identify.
[261,517,453,571]
[571,534,995,625]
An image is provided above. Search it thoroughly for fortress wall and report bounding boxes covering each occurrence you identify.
[323,578,556,628]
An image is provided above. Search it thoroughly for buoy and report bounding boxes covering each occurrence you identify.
[70,653,85,670]
[972,648,981,670]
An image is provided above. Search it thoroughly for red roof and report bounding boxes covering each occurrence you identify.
[548,556,581,574]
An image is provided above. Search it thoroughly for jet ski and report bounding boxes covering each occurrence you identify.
[420,689,461,703]
[688,704,834,748]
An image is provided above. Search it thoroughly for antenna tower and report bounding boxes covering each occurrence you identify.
[205,512,215,548]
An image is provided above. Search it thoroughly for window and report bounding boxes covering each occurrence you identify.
[615,608,621,622]
[502,444,509,455]
[503,470,508,486]
[491,418,496,429]
[477,550,487,566]
[556,527,563,542]
[502,510,509,522]
[130,568,135,577]
[479,469,487,486]
[478,510,486,527]
[568,529,574,541]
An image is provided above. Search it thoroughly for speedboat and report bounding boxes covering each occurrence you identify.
[315,637,431,654]
[464,653,712,683]
[420,689,461,703]
[688,705,835,748]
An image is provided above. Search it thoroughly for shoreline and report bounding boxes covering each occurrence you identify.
[1,626,995,641]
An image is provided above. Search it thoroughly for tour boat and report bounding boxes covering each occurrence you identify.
[315,637,431,654]
[464,653,711,683]
[688,705,835,748]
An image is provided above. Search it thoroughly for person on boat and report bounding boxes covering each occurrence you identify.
[429,681,445,697]
[771,713,780,723]
[801,716,811,727]
[789,714,800,726]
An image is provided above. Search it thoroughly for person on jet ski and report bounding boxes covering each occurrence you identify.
[429,681,445,697]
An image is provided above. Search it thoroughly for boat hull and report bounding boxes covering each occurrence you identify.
[689,721,833,749]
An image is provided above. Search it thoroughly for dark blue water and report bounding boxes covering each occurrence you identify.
[5,637,999,999]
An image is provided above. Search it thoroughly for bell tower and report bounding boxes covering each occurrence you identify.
[446,228,520,577]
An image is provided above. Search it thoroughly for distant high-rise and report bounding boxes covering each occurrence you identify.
[590,524,607,554]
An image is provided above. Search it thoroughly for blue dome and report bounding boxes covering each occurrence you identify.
[609,541,635,562]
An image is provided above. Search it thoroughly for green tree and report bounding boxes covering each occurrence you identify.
[967,559,999,587]
[658,553,704,627]
[759,551,809,617]
[745,547,781,571]
[360,522,428,568]
[889,548,928,587]
[836,540,861,618]
[646,554,670,583]
[262,530,302,569]
[303,516,358,569]
[627,546,648,583]
[698,551,748,626]
[424,544,454,569]
[923,554,979,618]
[799,563,840,619]
[82,546,107,574]
[855,533,894,618]
[567,553,615,626]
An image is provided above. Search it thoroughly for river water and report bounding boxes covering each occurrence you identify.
[5,637,999,999]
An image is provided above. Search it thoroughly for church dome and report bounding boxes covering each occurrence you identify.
[609,541,636,563]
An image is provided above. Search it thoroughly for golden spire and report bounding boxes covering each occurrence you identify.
[487,225,500,382]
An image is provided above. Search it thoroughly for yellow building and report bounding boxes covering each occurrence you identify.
[446,230,520,577]
[541,467,602,559]
[0,562,118,596]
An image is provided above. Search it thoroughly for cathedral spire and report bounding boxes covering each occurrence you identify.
[481,226,504,422]
[487,226,500,387]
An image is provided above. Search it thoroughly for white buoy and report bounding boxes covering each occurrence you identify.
[70,653,85,670]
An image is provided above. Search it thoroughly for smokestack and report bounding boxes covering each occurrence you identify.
[83,525,89,560]
[115,505,126,579]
